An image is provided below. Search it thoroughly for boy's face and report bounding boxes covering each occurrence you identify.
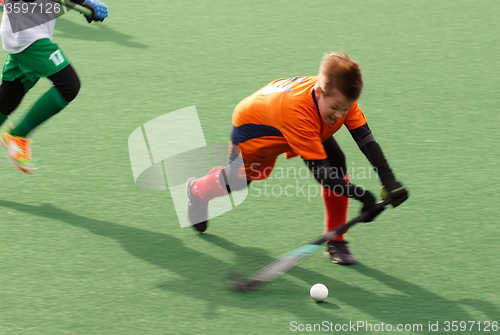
[315,87,354,126]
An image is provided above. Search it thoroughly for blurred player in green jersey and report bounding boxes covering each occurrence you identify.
[0,0,108,173]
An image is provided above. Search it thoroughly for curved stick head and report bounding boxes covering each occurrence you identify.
[225,269,255,292]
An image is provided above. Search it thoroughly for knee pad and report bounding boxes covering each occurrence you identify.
[48,65,81,102]
[220,168,248,193]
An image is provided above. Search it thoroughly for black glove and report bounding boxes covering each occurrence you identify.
[358,191,385,222]
[381,181,408,207]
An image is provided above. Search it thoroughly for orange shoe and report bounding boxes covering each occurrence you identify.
[1,127,35,173]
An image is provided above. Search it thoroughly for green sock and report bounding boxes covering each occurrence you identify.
[11,87,69,138]
[0,113,7,128]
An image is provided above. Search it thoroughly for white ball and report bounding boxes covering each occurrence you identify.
[310,283,328,302]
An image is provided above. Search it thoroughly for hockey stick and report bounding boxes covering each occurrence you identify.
[52,0,92,17]
[226,199,391,292]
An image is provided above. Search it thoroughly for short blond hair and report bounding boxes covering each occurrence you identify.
[317,52,363,101]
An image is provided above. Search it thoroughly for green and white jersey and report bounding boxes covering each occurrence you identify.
[1,0,56,54]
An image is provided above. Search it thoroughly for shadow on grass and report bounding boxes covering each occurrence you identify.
[54,15,148,49]
[2,200,489,329]
[0,200,348,325]
[203,233,485,329]
[342,263,479,326]
[0,7,146,48]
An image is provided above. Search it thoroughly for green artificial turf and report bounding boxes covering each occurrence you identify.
[1,1,499,334]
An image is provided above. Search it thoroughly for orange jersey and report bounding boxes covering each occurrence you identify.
[232,76,367,162]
